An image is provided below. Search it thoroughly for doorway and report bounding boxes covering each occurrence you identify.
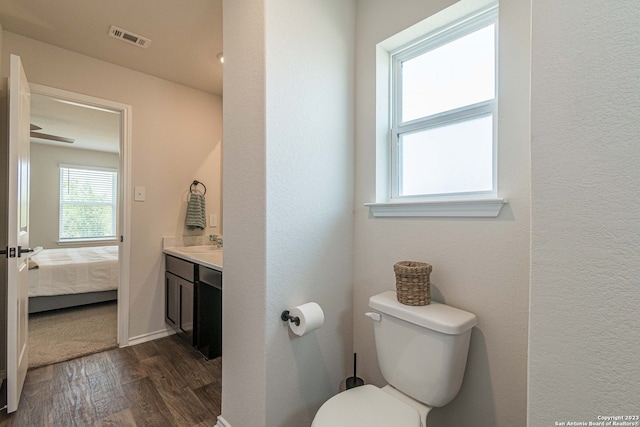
[27,84,132,363]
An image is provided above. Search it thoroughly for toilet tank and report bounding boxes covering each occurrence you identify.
[368,291,477,408]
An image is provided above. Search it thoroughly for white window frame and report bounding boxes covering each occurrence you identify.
[366,3,506,218]
[58,164,118,243]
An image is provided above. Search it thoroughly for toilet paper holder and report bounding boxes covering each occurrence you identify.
[280,310,300,326]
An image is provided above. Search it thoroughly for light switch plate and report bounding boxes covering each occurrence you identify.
[209,214,217,228]
[134,186,146,201]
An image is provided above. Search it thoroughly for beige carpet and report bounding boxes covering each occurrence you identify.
[28,302,118,368]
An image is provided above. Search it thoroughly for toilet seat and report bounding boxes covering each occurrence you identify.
[312,385,422,427]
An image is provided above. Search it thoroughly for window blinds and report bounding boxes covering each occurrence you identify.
[59,166,117,241]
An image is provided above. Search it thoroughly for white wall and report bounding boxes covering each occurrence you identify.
[528,0,640,423]
[220,0,267,425]
[1,32,223,341]
[221,0,355,425]
[264,0,354,425]
[29,144,119,248]
[353,1,531,426]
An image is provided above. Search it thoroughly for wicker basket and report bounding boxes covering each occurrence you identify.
[394,261,432,306]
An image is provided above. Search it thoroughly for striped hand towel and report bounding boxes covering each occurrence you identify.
[186,192,206,230]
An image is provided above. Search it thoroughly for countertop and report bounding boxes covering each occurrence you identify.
[163,246,223,271]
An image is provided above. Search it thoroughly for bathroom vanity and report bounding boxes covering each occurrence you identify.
[163,246,223,359]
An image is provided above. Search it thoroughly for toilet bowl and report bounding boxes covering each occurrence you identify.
[312,384,431,427]
[312,291,476,427]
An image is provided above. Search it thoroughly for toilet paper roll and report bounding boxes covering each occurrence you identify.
[288,302,325,336]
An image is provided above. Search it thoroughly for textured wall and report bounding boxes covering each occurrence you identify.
[264,0,355,425]
[1,32,222,341]
[353,1,531,426]
[220,0,267,425]
[529,0,640,423]
[221,0,355,426]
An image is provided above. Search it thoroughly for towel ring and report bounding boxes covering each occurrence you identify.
[190,180,207,195]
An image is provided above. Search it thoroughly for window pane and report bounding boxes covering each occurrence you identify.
[401,24,495,122]
[60,204,116,239]
[60,167,117,240]
[399,114,493,196]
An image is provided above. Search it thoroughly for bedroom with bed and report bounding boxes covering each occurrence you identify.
[28,245,118,313]
[27,92,121,367]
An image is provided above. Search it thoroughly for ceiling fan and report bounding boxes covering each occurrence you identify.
[30,124,75,144]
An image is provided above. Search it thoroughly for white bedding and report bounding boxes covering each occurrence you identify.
[29,246,119,297]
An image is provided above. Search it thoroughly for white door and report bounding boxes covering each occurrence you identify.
[6,54,31,413]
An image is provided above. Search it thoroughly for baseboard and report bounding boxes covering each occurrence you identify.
[126,328,176,347]
[216,415,232,427]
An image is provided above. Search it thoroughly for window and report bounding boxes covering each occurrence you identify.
[366,4,506,217]
[59,165,117,242]
[392,7,497,200]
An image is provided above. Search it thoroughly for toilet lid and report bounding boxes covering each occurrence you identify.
[312,385,421,427]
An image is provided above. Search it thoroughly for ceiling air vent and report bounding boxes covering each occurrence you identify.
[108,25,152,49]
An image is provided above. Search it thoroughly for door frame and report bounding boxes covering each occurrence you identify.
[29,83,132,346]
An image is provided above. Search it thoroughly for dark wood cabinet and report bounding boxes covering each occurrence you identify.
[197,265,222,359]
[165,255,196,344]
[180,279,194,337]
[164,271,180,327]
[165,254,222,359]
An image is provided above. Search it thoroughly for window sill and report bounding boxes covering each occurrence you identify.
[57,238,118,246]
[364,198,507,218]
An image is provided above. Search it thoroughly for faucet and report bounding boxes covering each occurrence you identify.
[208,234,223,248]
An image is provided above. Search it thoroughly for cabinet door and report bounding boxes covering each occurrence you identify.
[180,279,194,340]
[197,266,222,359]
[165,272,180,327]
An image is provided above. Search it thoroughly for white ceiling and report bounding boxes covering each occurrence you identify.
[30,93,121,153]
[0,0,223,95]
[0,0,223,153]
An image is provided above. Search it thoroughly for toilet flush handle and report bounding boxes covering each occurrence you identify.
[365,312,381,322]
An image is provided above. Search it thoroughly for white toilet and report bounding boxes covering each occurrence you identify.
[312,290,477,427]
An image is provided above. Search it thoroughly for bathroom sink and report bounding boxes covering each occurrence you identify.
[178,245,222,253]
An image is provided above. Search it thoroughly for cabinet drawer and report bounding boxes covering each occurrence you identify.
[166,255,194,282]
[199,265,222,290]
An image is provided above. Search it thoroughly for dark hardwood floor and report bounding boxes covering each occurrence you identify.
[0,335,222,426]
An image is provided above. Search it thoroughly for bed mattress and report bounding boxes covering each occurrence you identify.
[29,246,119,297]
